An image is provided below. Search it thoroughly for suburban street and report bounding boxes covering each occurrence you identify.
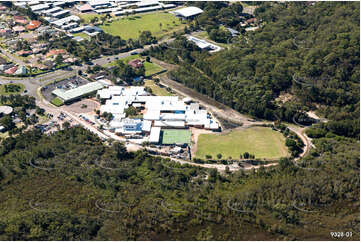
[0,46,26,66]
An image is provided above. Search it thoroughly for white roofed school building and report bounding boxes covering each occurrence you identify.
[96,85,220,141]
[149,126,161,143]
[114,118,143,135]
[51,15,80,28]
[31,3,50,12]
[52,82,104,103]
[88,0,111,9]
[173,6,203,19]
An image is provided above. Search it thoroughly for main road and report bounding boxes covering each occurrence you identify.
[0,46,26,66]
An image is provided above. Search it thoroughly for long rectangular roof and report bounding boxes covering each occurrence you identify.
[53,1,66,7]
[52,82,104,102]
[161,113,186,121]
[173,6,203,18]
[149,127,161,143]
[28,1,40,6]
[31,3,50,11]
[51,10,70,17]
[136,0,159,7]
[42,7,63,14]
[51,15,80,26]
[88,0,110,7]
[154,120,185,128]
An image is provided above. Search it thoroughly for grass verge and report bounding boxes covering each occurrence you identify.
[51,97,64,107]
[0,83,25,95]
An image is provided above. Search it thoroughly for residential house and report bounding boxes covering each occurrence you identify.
[15,65,27,75]
[33,63,48,70]
[0,64,12,71]
[0,28,11,37]
[128,59,144,68]
[14,16,28,25]
[26,20,41,30]
[246,18,257,25]
[12,25,25,32]
[16,50,33,56]
[4,66,18,74]
[45,49,66,58]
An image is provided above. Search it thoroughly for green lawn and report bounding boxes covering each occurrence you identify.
[0,83,25,95]
[0,53,10,63]
[195,127,290,160]
[105,55,165,76]
[73,32,90,41]
[51,97,64,107]
[144,79,172,96]
[99,12,185,40]
[161,129,191,145]
[144,61,164,76]
[105,54,141,67]
[78,13,106,24]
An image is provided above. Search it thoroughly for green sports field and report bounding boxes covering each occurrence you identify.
[161,129,191,145]
[195,127,289,160]
[99,12,185,40]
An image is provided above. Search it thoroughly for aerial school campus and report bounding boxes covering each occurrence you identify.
[2,0,309,170]
[0,0,303,170]
[0,1,359,240]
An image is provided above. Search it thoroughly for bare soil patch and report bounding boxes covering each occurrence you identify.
[64,99,99,114]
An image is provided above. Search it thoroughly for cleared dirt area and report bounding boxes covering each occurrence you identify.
[63,99,99,114]
[190,127,214,156]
